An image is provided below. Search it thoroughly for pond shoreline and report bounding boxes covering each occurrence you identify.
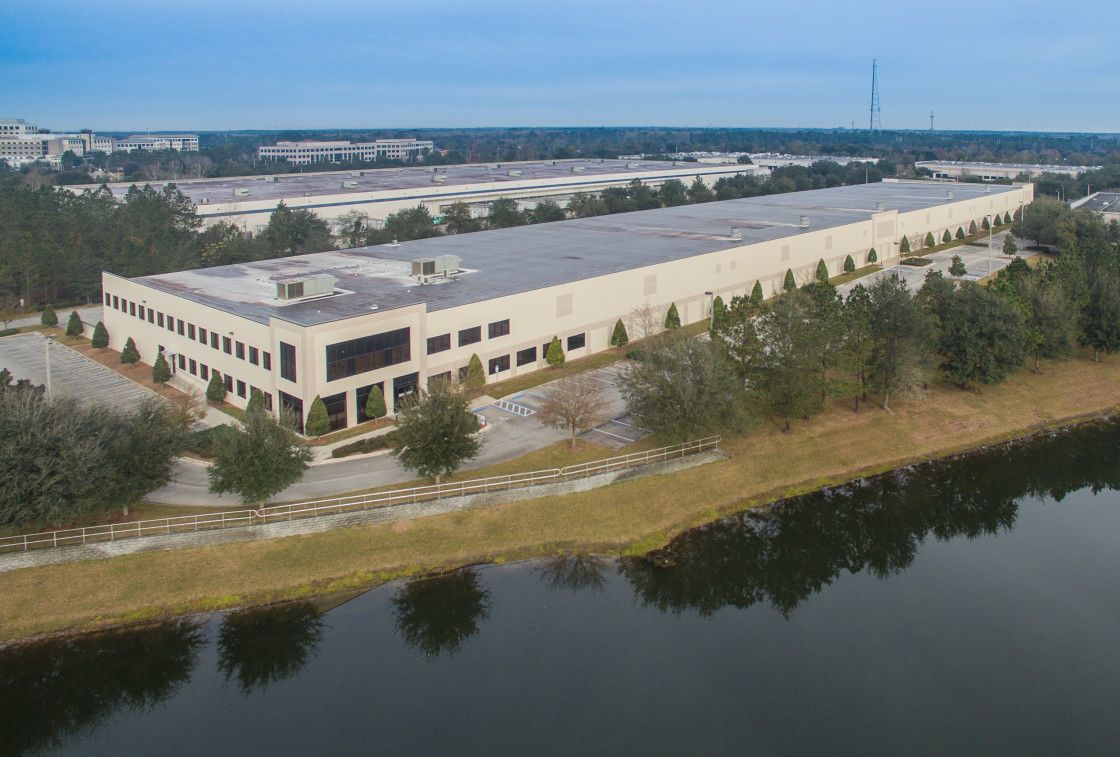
[2,356,1120,646]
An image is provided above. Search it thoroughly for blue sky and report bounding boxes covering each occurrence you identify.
[2,0,1116,133]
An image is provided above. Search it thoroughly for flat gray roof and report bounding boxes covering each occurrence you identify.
[83,159,732,205]
[129,181,1024,328]
[1078,192,1120,213]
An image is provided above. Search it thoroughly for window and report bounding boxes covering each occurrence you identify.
[356,382,384,422]
[177,320,185,336]
[224,374,233,392]
[112,295,119,310]
[199,327,207,343]
[263,351,271,370]
[188,358,197,375]
[488,319,510,339]
[236,380,246,398]
[322,392,347,431]
[128,302,135,317]
[427,372,452,390]
[177,354,186,370]
[223,337,232,355]
[157,312,164,328]
[200,364,209,380]
[249,346,259,366]
[325,328,410,382]
[104,293,111,306]
[166,316,175,332]
[187,324,195,340]
[567,333,586,351]
[280,342,296,382]
[489,355,510,374]
[211,332,219,349]
[427,333,451,354]
[235,341,245,360]
[393,372,419,403]
[147,309,154,324]
[264,393,273,411]
[516,347,537,366]
[458,326,481,346]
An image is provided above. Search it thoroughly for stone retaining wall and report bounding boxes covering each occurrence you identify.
[0,448,727,572]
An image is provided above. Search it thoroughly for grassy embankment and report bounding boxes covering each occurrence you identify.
[2,347,1118,643]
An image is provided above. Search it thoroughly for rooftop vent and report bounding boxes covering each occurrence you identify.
[432,174,447,183]
[876,202,885,211]
[233,188,250,196]
[544,160,555,166]
[985,185,992,192]
[412,255,463,281]
[946,190,954,200]
[264,176,278,183]
[626,162,640,169]
[200,197,210,204]
[507,170,522,177]
[302,192,313,197]
[341,180,358,188]
[730,226,742,241]
[275,273,338,301]
[800,215,810,229]
[425,166,436,173]
[571,166,585,173]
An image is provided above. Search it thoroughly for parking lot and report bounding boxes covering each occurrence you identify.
[0,334,157,411]
[481,363,650,451]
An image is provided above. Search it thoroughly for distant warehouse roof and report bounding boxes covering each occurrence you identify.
[129,181,1024,328]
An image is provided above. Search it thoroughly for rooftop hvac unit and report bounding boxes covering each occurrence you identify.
[571,166,585,173]
[275,273,338,301]
[425,166,436,172]
[946,190,954,200]
[233,188,250,196]
[341,180,358,188]
[302,192,313,197]
[626,162,639,169]
[730,226,742,241]
[507,170,521,177]
[876,202,885,211]
[264,176,278,182]
[985,185,992,192]
[431,175,447,183]
[799,215,810,229]
[411,255,462,279]
[544,160,555,166]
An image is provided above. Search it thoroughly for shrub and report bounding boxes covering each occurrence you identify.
[942,229,952,244]
[120,337,140,365]
[815,258,829,283]
[465,353,486,388]
[625,348,648,362]
[1003,235,1018,256]
[207,370,227,402]
[247,388,266,413]
[867,248,878,263]
[969,220,978,234]
[66,310,83,337]
[1004,211,1012,224]
[331,430,400,458]
[783,268,796,291]
[184,425,232,459]
[152,351,171,384]
[981,217,990,231]
[948,255,967,276]
[40,304,57,328]
[900,236,911,254]
[545,336,565,367]
[664,302,681,329]
[305,395,330,437]
[843,255,856,273]
[956,227,966,240]
[925,232,936,248]
[750,280,764,306]
[610,319,629,348]
[91,321,109,349]
[365,384,387,419]
[0,328,18,338]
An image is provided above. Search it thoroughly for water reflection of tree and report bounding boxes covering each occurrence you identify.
[532,553,610,593]
[217,602,324,695]
[623,419,1120,618]
[391,568,493,658]
[0,619,204,756]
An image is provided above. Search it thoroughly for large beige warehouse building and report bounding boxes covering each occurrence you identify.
[81,159,767,233]
[101,180,1033,431]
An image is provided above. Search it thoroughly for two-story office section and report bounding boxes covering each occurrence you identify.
[102,180,1033,432]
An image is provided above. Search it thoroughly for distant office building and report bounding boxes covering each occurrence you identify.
[258,139,435,165]
[115,134,200,152]
[916,161,1099,181]
[1071,192,1120,223]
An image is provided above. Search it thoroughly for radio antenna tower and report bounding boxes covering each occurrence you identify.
[930,110,935,132]
[869,59,882,134]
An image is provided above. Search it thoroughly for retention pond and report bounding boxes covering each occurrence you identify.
[5,419,1120,755]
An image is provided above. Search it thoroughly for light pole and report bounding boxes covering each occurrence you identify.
[43,333,58,400]
[987,215,993,278]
